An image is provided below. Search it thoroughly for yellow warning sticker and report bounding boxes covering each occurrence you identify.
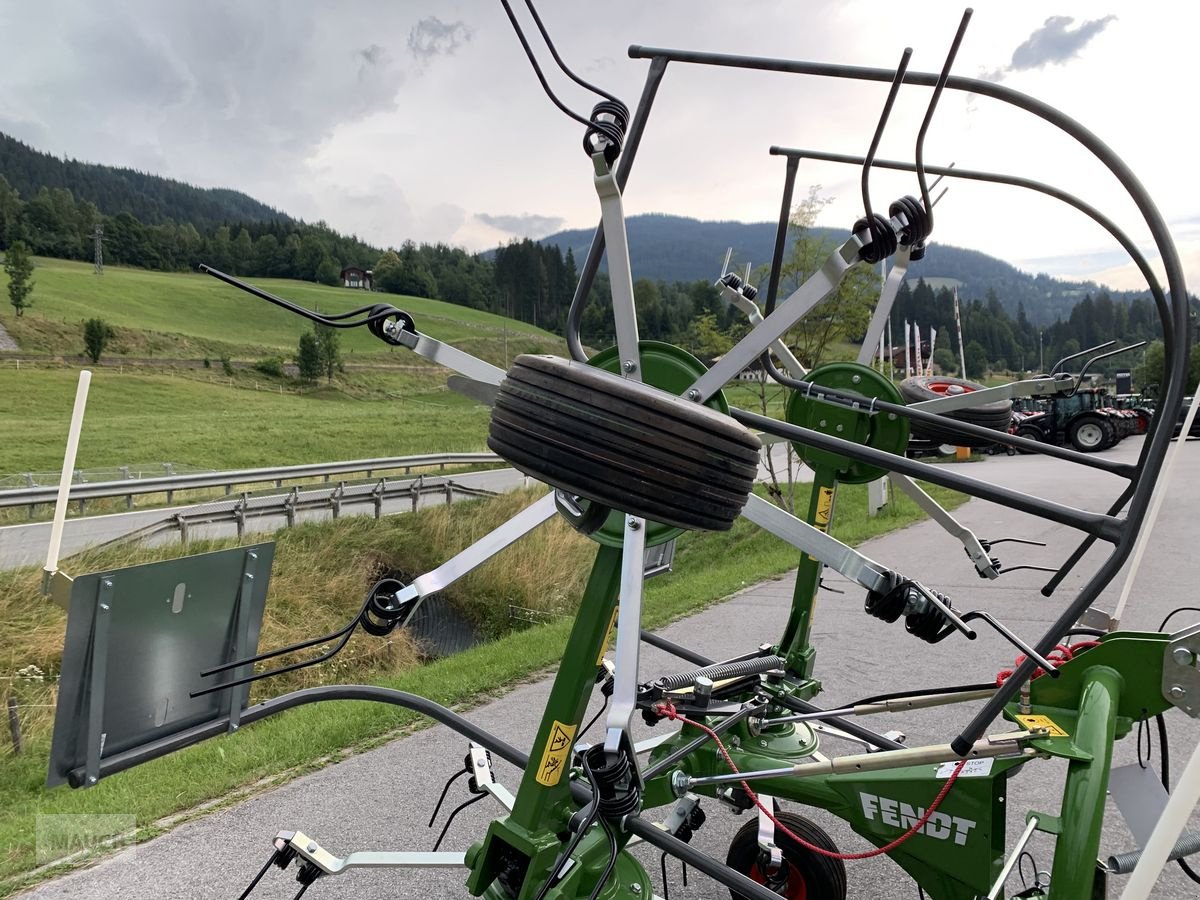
[535,720,577,786]
[814,487,835,529]
[1016,714,1069,737]
[596,605,619,666]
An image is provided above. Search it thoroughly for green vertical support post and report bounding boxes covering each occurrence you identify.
[1049,666,1122,899]
[779,470,838,679]
[507,544,623,832]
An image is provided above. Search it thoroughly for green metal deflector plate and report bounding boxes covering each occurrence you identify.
[784,362,909,484]
[573,341,731,549]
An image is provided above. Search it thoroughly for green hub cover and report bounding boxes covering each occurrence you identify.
[564,341,731,549]
[784,363,909,484]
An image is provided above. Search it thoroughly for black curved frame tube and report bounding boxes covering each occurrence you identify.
[767,148,1171,595]
[622,45,1189,755]
[731,406,1123,541]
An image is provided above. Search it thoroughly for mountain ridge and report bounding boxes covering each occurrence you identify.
[536,212,1143,326]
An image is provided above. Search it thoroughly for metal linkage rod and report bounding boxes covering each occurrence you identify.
[731,407,1124,542]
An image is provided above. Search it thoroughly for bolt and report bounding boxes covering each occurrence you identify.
[888,413,897,421]
[631,884,643,895]
[88,776,97,785]
[230,723,238,731]
[246,573,254,580]
[1173,647,1195,666]
[852,375,861,384]
[627,517,641,530]
[836,424,844,433]
[102,579,113,588]
[99,603,110,612]
[307,841,318,853]
[686,389,701,401]
[759,739,768,748]
[623,360,636,373]
[819,419,827,428]
[671,770,691,797]
[1171,685,1187,699]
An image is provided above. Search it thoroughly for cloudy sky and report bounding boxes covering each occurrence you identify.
[0,1,1195,295]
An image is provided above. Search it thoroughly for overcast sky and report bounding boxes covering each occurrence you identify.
[0,1,1195,297]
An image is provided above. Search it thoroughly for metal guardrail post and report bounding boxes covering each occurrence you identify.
[445,481,454,505]
[374,480,386,519]
[235,494,247,538]
[176,514,190,546]
[331,483,344,520]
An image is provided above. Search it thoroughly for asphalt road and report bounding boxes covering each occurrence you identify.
[19,436,1200,900]
[0,469,528,570]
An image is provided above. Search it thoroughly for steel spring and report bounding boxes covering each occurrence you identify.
[905,597,952,643]
[656,655,786,692]
[359,578,410,636]
[864,582,908,623]
[583,744,641,820]
[889,195,930,247]
[853,213,899,264]
[583,99,629,164]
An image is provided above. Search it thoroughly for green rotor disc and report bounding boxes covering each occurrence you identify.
[784,362,909,484]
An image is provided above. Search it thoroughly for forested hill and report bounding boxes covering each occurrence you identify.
[539,213,1143,326]
[0,132,288,230]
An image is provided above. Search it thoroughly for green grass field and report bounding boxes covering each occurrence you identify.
[0,366,493,474]
[0,257,565,365]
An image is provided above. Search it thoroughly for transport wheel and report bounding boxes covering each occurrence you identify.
[899,375,1013,448]
[726,811,847,900]
[487,354,761,532]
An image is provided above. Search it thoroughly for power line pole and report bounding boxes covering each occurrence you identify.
[93,224,104,275]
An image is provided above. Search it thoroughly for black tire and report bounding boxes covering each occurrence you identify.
[1068,415,1114,453]
[1014,425,1043,455]
[487,355,761,532]
[725,811,847,900]
[899,376,1014,448]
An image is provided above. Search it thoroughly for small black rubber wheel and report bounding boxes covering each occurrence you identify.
[726,811,847,900]
[487,355,761,532]
[1068,415,1113,453]
[899,375,1013,448]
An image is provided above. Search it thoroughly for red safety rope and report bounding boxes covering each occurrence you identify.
[654,701,968,861]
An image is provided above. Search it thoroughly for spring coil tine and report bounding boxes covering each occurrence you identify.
[519,0,625,106]
[914,10,973,237]
[861,47,913,225]
[584,99,630,163]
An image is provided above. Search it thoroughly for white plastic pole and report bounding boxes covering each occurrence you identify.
[954,288,967,380]
[1119,731,1200,899]
[1112,389,1200,627]
[43,370,92,584]
[928,328,938,375]
[904,320,911,377]
[914,320,923,377]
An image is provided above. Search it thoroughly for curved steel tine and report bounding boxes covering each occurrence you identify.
[200,595,372,677]
[960,609,1056,673]
[191,625,359,698]
[1050,340,1115,377]
[862,47,913,223]
[914,10,973,234]
[1069,341,1149,394]
[927,161,956,194]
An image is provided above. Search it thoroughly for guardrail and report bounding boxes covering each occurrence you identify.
[0,453,503,512]
[124,474,505,548]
